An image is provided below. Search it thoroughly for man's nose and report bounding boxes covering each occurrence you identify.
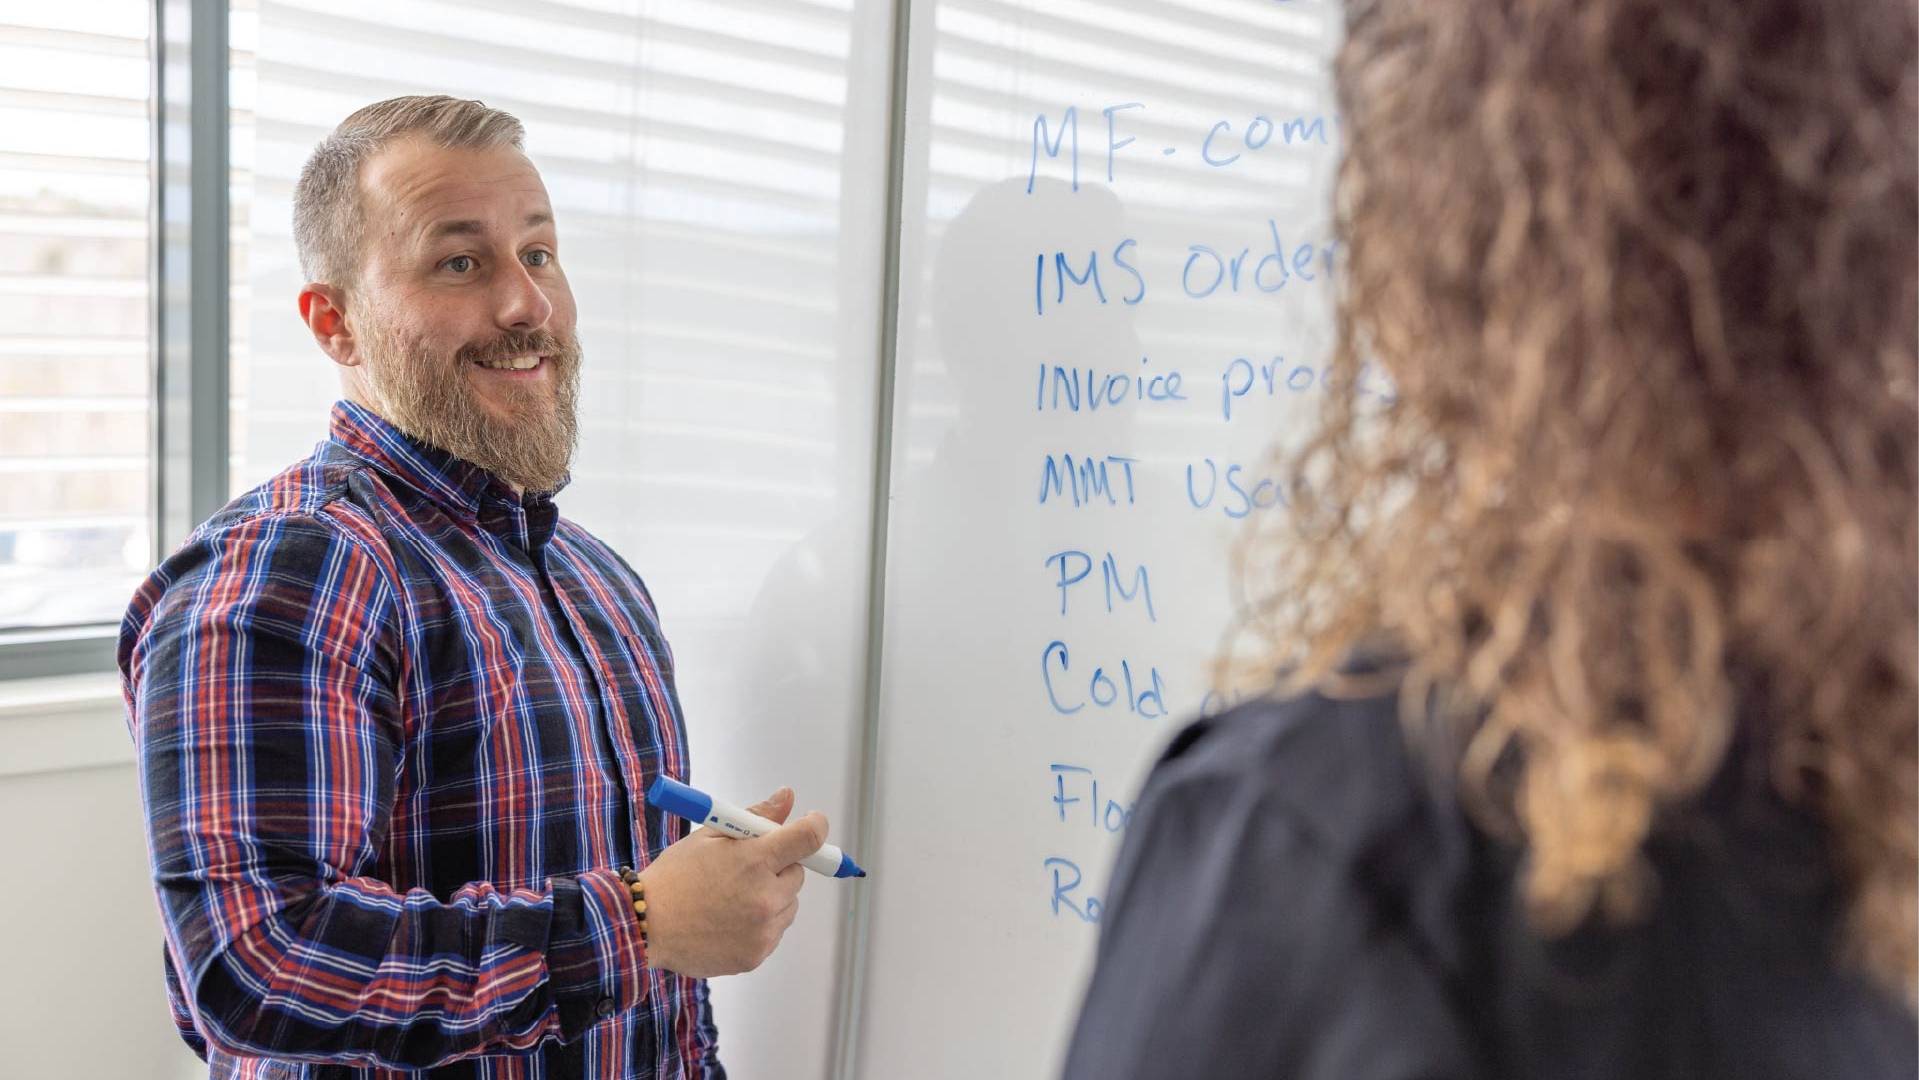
[493,259,554,331]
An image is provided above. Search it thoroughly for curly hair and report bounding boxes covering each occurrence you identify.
[1242,0,1917,992]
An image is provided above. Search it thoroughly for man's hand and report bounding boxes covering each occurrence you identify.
[638,787,829,978]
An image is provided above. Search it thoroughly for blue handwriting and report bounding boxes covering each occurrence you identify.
[1038,454,1139,508]
[1050,763,1137,835]
[1035,357,1186,412]
[1045,549,1157,622]
[1221,356,1400,420]
[1033,241,1145,314]
[1182,221,1338,299]
[1201,114,1335,167]
[1042,640,1169,718]
[1186,458,1293,519]
[1028,103,1146,191]
[1045,856,1103,923]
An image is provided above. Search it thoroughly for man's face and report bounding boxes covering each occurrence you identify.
[346,137,582,493]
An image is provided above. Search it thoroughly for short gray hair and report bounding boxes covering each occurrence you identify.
[292,95,525,287]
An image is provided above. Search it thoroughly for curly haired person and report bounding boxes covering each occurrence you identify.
[1064,1,1917,1076]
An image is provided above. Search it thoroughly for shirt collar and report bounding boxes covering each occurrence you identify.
[326,399,570,520]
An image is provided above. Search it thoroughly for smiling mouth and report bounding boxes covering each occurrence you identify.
[472,354,545,372]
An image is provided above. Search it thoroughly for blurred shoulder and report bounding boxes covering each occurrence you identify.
[1106,676,1486,1018]
[1143,677,1467,869]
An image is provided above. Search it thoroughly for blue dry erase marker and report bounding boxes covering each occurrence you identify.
[647,776,867,879]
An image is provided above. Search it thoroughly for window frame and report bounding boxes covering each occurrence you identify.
[0,0,230,683]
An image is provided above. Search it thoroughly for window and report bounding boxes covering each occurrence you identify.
[0,0,890,732]
[0,5,155,633]
[1,0,229,680]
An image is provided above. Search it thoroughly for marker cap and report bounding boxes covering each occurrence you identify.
[647,776,713,823]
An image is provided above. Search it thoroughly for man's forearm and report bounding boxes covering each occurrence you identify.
[170,868,648,1069]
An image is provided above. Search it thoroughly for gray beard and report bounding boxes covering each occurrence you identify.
[357,316,583,494]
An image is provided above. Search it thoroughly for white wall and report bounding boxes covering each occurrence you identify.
[0,678,205,1080]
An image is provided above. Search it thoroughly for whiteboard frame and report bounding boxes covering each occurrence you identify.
[829,0,916,1075]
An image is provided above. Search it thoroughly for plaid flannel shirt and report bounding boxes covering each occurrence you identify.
[119,399,719,1079]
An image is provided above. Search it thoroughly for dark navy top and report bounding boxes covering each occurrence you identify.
[1062,689,1916,1079]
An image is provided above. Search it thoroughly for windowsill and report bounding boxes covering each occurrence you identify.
[0,672,131,778]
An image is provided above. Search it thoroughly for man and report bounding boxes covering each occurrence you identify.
[118,95,825,1079]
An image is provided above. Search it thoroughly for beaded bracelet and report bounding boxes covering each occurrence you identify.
[617,867,650,945]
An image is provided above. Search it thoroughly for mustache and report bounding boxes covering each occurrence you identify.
[455,330,577,366]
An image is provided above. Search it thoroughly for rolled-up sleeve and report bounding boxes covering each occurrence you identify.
[121,509,648,1070]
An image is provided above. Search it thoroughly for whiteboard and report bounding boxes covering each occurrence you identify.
[232,2,895,1076]
[855,1,1345,1075]
[221,0,1345,1075]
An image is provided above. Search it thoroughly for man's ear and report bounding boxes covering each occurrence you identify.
[298,284,360,367]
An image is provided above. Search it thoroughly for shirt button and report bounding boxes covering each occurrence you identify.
[596,997,616,1019]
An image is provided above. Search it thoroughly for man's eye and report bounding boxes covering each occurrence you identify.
[444,255,474,273]
[525,250,551,267]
